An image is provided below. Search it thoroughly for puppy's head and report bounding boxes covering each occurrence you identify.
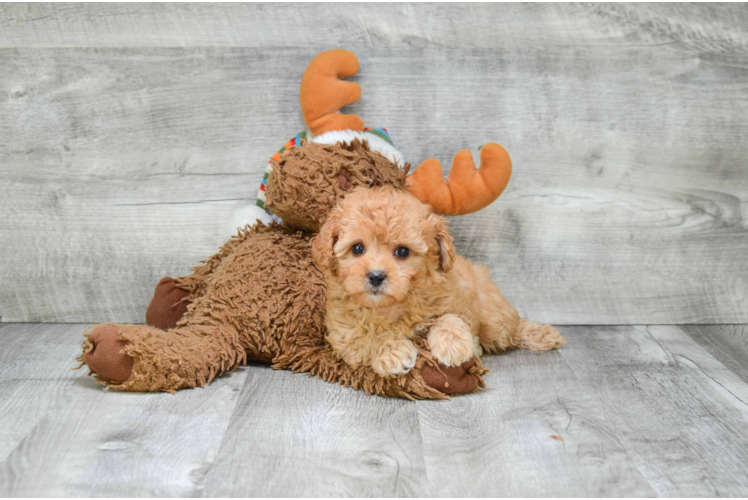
[312,186,455,309]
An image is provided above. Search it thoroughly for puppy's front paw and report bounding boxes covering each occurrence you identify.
[372,339,418,377]
[427,314,479,367]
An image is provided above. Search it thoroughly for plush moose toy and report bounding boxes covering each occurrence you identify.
[77,50,513,398]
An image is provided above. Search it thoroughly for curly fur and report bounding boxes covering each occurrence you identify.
[312,186,565,376]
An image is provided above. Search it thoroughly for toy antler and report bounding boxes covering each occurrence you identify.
[406,143,512,216]
[300,49,364,136]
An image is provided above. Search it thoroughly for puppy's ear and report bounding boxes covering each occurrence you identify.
[431,214,456,272]
[312,209,341,271]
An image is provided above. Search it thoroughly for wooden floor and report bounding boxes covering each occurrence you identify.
[1,323,747,497]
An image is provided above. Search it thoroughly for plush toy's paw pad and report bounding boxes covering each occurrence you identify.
[145,277,190,330]
[422,359,481,395]
[372,339,418,377]
[84,325,134,382]
[427,316,479,367]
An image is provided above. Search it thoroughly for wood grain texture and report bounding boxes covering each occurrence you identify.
[0,322,249,497]
[418,324,748,497]
[202,364,427,497]
[417,347,657,496]
[681,325,748,385]
[3,322,748,496]
[0,323,83,462]
[1,3,747,323]
[1,4,747,50]
[559,325,748,496]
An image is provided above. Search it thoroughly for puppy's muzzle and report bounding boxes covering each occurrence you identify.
[367,271,387,288]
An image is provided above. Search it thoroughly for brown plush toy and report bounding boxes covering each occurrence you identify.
[77,50,512,398]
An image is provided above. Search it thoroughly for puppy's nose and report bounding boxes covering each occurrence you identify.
[367,271,387,288]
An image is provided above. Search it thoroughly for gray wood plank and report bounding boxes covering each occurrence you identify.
[417,330,657,497]
[648,325,748,416]
[203,364,427,497]
[418,325,748,497]
[0,323,83,462]
[1,3,747,324]
[1,4,747,49]
[681,325,748,386]
[0,323,248,497]
[561,325,748,497]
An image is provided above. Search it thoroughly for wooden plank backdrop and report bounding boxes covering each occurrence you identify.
[1,3,747,324]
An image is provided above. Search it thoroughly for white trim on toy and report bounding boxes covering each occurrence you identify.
[310,129,406,168]
[221,204,280,246]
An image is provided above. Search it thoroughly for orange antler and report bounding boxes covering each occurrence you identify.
[406,143,512,216]
[300,49,364,136]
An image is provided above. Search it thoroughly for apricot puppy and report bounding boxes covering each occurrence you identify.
[312,186,565,377]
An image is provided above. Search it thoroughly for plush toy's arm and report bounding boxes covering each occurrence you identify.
[406,143,512,216]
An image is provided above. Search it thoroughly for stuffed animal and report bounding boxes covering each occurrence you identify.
[76,49,513,398]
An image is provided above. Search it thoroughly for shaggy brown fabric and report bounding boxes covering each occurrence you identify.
[265,140,409,232]
[77,223,477,398]
[145,277,190,330]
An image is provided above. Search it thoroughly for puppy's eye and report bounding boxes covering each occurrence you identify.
[394,246,410,258]
[351,243,365,255]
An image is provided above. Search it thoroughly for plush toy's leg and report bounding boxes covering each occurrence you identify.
[79,321,249,393]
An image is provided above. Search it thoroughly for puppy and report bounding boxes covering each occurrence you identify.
[312,186,565,377]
